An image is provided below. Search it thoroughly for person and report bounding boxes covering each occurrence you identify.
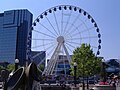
[1,69,9,90]
[111,79,116,87]
[116,78,120,86]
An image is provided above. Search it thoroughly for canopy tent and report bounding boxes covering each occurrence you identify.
[106,67,120,73]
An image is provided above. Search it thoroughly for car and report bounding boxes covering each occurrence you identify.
[79,77,97,84]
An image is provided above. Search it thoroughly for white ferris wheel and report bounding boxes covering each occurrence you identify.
[28,5,101,76]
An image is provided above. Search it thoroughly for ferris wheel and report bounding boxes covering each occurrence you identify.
[28,5,101,76]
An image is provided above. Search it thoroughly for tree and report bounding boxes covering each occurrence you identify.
[71,43,101,77]
[71,43,101,89]
[0,65,4,72]
[7,64,15,72]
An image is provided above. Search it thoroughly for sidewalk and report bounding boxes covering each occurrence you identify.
[0,82,3,90]
[116,86,120,90]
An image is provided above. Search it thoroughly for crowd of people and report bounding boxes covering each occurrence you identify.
[99,74,120,87]
[109,75,120,87]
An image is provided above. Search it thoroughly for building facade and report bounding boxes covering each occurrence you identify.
[46,55,71,75]
[105,59,120,73]
[55,55,71,75]
[0,9,33,65]
[31,51,46,66]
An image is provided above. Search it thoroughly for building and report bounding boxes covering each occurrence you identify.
[0,61,9,68]
[0,9,33,66]
[31,51,46,66]
[105,59,120,73]
[46,55,71,75]
[55,55,71,75]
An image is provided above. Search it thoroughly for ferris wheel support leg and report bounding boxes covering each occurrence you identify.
[50,51,60,75]
[49,43,62,75]
[42,43,62,75]
[63,44,72,67]
[42,59,53,75]
[42,59,54,75]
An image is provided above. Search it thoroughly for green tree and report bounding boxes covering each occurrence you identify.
[71,44,101,89]
[71,43,101,77]
[7,64,15,72]
[0,65,4,72]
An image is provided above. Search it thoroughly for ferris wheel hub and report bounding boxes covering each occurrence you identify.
[57,36,64,43]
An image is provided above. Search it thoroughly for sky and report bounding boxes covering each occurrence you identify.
[0,0,120,60]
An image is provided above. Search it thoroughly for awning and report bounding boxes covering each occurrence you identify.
[106,67,120,72]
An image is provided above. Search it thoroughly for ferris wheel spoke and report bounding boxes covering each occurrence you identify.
[45,16,59,36]
[63,10,72,36]
[38,57,46,65]
[38,22,57,37]
[32,38,54,41]
[66,36,97,40]
[53,11,60,35]
[61,9,63,35]
[63,14,80,36]
[67,24,81,37]
[80,26,95,33]
[31,42,54,49]
[66,42,76,49]
[71,26,95,36]
[45,43,56,51]
[31,45,44,49]
[65,18,88,37]
[64,34,72,41]
[65,44,74,53]
[47,45,56,56]
[31,52,45,60]
[66,41,81,46]
[33,30,56,38]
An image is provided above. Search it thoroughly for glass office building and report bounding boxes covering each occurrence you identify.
[0,9,33,65]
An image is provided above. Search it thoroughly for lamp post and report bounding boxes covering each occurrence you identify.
[102,59,106,84]
[15,59,19,71]
[74,62,77,87]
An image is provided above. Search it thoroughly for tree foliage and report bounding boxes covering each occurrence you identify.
[0,65,4,72]
[7,64,15,72]
[71,43,101,77]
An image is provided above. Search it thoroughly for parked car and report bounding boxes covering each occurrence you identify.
[79,77,97,84]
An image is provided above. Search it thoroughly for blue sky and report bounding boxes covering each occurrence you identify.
[0,0,120,60]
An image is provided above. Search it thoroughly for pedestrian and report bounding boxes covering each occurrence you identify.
[112,79,116,87]
[116,78,119,86]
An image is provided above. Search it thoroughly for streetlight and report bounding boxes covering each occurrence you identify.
[15,59,19,71]
[74,62,77,87]
[102,58,106,84]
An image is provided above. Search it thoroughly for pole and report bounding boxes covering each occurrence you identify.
[74,65,77,87]
[15,59,19,71]
[15,63,18,71]
[83,77,85,90]
[82,58,85,90]
[103,62,106,84]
